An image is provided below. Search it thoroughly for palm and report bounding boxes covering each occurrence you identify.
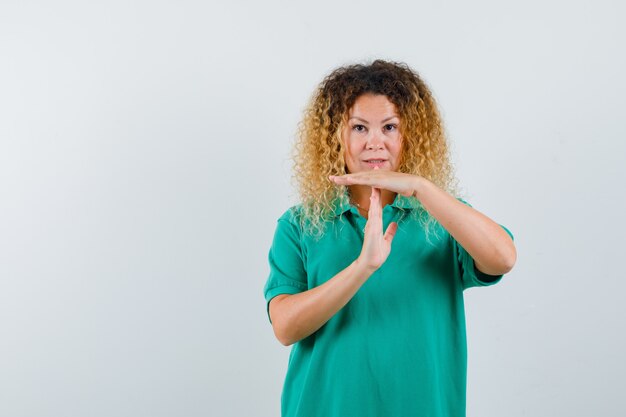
[360,187,397,270]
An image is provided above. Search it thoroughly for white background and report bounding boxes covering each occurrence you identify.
[1,1,624,416]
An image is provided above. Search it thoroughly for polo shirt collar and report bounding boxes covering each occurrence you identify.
[331,193,416,217]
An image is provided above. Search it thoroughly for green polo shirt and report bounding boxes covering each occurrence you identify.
[263,195,514,417]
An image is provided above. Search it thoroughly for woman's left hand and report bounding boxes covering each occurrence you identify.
[329,168,422,197]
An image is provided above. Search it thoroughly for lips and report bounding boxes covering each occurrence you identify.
[363,159,387,168]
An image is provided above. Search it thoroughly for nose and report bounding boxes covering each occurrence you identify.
[366,130,384,150]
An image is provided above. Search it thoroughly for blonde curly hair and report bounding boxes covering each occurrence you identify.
[291,59,463,242]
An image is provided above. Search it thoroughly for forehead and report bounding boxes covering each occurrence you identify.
[348,94,399,117]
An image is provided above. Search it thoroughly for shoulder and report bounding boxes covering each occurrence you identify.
[276,204,304,224]
[272,205,307,240]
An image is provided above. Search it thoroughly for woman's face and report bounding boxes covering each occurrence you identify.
[342,93,402,174]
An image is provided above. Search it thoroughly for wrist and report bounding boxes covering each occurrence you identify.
[412,176,428,199]
[353,257,379,277]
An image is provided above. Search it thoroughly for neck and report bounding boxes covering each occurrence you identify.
[349,184,397,209]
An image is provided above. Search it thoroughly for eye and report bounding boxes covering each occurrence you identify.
[384,124,398,131]
[352,124,367,132]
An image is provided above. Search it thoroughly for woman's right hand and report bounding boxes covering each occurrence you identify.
[356,187,398,272]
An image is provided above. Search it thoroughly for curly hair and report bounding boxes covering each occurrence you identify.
[291,59,463,243]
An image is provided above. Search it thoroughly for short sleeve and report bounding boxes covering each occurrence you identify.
[262,212,308,324]
[454,198,515,290]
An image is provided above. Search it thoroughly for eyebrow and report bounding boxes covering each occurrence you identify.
[349,116,399,123]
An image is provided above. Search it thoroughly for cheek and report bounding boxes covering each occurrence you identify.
[343,143,361,172]
[345,149,357,168]
[344,140,358,161]
[391,141,402,158]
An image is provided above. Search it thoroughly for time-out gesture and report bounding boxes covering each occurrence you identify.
[329,170,421,197]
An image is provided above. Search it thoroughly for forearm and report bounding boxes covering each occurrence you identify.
[270,259,375,346]
[413,177,516,275]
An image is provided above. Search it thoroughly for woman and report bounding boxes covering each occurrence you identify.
[263,59,516,417]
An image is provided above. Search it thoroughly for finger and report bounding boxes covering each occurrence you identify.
[368,187,376,218]
[328,175,357,185]
[329,173,380,187]
[384,222,398,243]
[369,187,382,222]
